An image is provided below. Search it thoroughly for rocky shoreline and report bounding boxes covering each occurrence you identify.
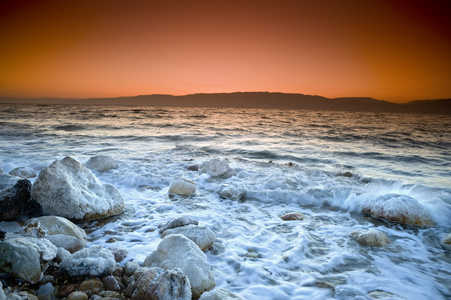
[1,156,450,299]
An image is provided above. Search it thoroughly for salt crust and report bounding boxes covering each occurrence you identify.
[85,155,118,172]
[198,158,234,178]
[199,288,244,300]
[0,234,57,283]
[362,193,434,226]
[59,245,116,277]
[143,234,215,299]
[158,216,199,234]
[131,267,191,300]
[217,182,246,200]
[24,216,87,253]
[161,224,215,251]
[31,156,124,220]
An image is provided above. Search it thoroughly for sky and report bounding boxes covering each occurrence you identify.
[0,0,450,103]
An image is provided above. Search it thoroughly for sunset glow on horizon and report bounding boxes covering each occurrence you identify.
[1,0,450,103]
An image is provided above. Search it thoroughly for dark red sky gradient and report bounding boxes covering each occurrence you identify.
[1,0,450,103]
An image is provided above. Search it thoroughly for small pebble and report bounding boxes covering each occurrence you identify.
[67,291,89,300]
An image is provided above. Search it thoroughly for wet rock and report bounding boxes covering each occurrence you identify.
[36,282,54,296]
[102,275,121,292]
[362,194,434,227]
[131,267,191,300]
[351,230,391,247]
[143,234,215,299]
[199,158,235,178]
[0,174,34,221]
[58,284,77,298]
[0,235,57,283]
[101,290,122,298]
[112,267,124,277]
[217,182,246,200]
[441,233,451,251]
[158,216,199,234]
[60,245,116,277]
[161,225,215,251]
[9,167,37,178]
[280,212,304,221]
[168,178,196,195]
[199,288,243,300]
[31,156,124,220]
[188,165,199,171]
[79,277,103,294]
[85,155,118,172]
[67,291,88,300]
[24,216,87,253]
[339,172,353,178]
[124,261,140,277]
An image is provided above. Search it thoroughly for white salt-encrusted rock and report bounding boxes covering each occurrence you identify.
[161,225,215,251]
[0,235,57,283]
[24,216,87,252]
[143,234,215,299]
[9,167,37,178]
[158,216,199,234]
[31,156,124,220]
[60,245,116,277]
[56,247,71,262]
[131,267,191,300]
[351,230,391,247]
[168,178,196,195]
[362,194,434,227]
[441,233,451,251]
[85,155,118,172]
[217,182,246,200]
[199,158,235,178]
[199,288,244,300]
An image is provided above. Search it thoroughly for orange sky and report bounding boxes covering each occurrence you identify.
[1,0,450,103]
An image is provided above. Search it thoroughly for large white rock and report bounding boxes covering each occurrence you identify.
[217,182,246,200]
[199,158,234,178]
[199,288,243,300]
[131,267,191,300]
[143,234,215,299]
[0,235,57,283]
[24,216,87,253]
[31,156,124,220]
[362,194,434,227]
[161,225,215,251]
[9,167,37,178]
[60,245,116,277]
[168,178,196,195]
[85,155,118,172]
[351,230,391,247]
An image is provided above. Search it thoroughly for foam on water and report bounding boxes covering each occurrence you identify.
[1,104,450,299]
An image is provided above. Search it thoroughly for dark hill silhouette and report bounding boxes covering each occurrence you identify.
[1,92,450,114]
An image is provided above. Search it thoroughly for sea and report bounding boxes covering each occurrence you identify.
[0,103,450,299]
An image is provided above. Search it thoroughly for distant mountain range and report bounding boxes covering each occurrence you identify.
[1,92,450,114]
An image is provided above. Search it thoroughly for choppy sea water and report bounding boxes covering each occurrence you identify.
[1,104,450,299]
